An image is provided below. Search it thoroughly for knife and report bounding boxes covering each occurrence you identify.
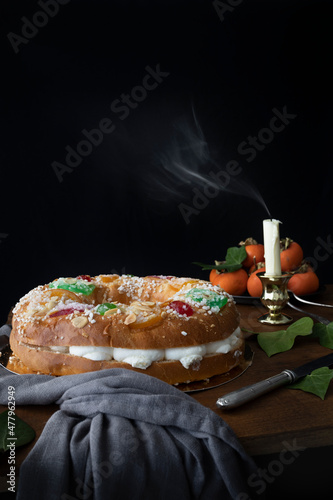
[290,292,333,309]
[216,352,333,410]
[286,301,331,325]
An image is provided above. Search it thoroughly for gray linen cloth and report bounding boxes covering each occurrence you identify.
[0,355,259,499]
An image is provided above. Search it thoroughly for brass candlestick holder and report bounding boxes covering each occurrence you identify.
[257,272,293,325]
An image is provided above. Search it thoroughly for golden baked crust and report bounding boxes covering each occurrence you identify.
[10,274,243,383]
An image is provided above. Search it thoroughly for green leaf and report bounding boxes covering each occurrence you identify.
[223,246,247,272]
[0,410,36,453]
[311,322,333,349]
[257,317,314,357]
[289,366,333,400]
[193,262,227,271]
[193,245,247,272]
[284,317,314,336]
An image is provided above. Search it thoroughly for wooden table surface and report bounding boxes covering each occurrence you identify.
[193,287,333,456]
[1,286,333,479]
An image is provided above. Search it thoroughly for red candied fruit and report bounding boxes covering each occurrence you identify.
[169,301,194,317]
[77,275,92,282]
[49,308,76,318]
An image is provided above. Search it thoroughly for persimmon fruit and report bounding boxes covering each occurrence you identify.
[280,240,303,272]
[247,267,265,297]
[214,268,248,296]
[209,269,220,285]
[288,270,319,296]
[243,244,265,268]
[207,237,313,297]
[239,238,265,268]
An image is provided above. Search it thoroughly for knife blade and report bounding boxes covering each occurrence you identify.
[291,292,333,309]
[216,351,333,410]
[287,301,331,325]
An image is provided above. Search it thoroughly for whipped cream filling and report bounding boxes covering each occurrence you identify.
[60,326,242,370]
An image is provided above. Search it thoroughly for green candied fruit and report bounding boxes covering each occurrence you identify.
[49,278,95,296]
[96,303,117,315]
[185,288,228,309]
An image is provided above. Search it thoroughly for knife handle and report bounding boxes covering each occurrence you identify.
[216,370,295,410]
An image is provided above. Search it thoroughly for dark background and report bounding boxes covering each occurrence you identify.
[0,0,332,323]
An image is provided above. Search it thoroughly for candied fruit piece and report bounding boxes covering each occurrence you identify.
[169,301,194,317]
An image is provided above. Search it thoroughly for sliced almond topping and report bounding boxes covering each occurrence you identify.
[27,307,39,316]
[124,313,137,325]
[45,298,58,311]
[144,313,157,321]
[141,301,155,307]
[34,306,50,317]
[131,301,151,309]
[63,278,77,284]
[104,308,118,317]
[71,316,88,328]
[131,304,151,313]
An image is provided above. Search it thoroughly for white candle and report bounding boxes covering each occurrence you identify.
[263,219,282,276]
